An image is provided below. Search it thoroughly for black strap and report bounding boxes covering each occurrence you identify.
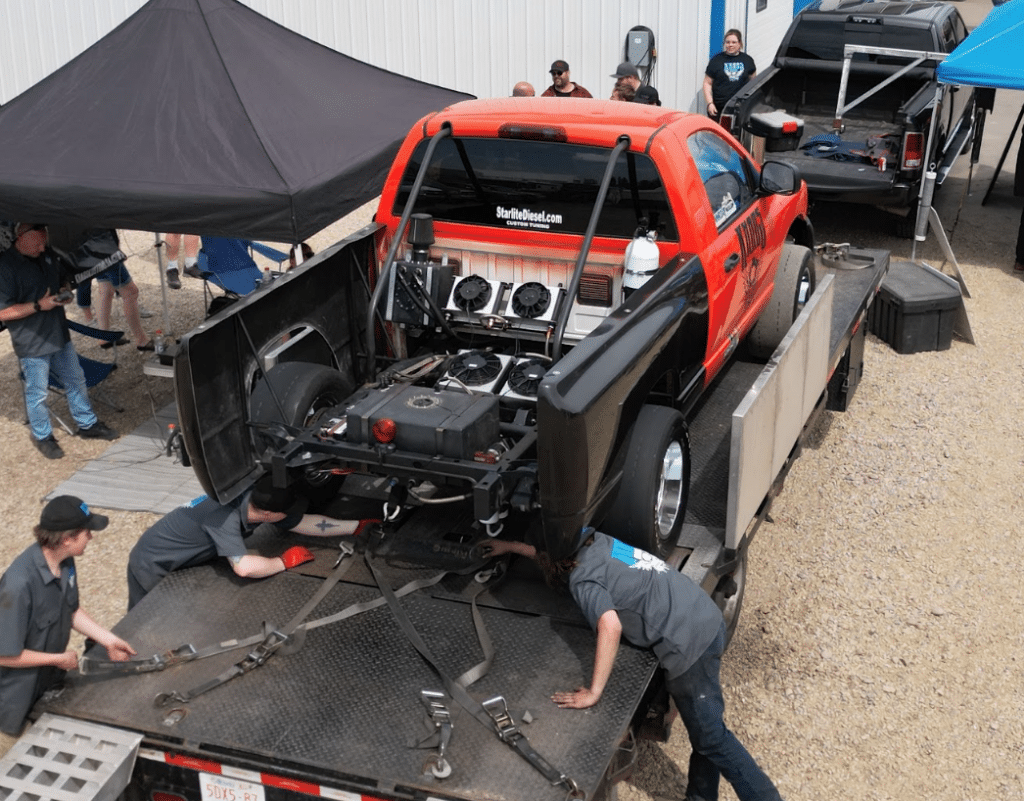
[157,546,358,706]
[84,570,452,678]
[366,555,582,798]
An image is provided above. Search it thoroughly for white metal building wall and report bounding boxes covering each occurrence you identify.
[0,0,795,111]
[743,0,794,77]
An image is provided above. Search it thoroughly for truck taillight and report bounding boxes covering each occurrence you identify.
[152,793,187,801]
[718,113,735,133]
[902,132,924,169]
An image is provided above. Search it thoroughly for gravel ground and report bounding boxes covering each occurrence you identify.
[2,62,1022,801]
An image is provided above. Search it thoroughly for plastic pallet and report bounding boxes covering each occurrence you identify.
[0,714,142,801]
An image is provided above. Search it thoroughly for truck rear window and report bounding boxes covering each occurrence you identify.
[784,20,938,61]
[392,137,679,241]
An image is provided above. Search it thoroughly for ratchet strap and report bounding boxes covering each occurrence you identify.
[366,555,582,799]
[155,542,358,706]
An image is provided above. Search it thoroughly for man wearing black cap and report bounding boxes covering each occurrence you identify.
[634,85,662,106]
[0,496,136,736]
[0,222,119,459]
[126,478,366,609]
[541,60,592,98]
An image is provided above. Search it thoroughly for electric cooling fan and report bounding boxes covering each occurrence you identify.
[445,350,510,392]
[450,275,493,313]
[502,357,549,401]
[510,282,552,319]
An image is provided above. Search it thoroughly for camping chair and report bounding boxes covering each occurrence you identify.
[196,237,289,314]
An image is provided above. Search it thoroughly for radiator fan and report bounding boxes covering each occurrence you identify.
[451,275,493,313]
[511,282,552,319]
[505,358,548,398]
[448,351,505,386]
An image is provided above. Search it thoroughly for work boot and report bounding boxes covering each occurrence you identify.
[182,263,203,279]
[166,267,181,289]
[33,435,64,459]
[78,421,119,441]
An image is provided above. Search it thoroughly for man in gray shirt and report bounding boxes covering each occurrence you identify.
[483,530,783,801]
[127,478,371,609]
[0,223,119,459]
[0,496,135,735]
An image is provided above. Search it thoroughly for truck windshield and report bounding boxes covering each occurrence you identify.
[392,137,679,241]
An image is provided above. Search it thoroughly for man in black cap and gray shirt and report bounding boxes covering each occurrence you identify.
[541,60,592,98]
[127,478,369,609]
[0,496,136,736]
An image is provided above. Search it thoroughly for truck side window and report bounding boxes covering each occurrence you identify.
[687,130,754,230]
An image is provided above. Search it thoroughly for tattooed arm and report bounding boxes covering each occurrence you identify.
[286,514,370,537]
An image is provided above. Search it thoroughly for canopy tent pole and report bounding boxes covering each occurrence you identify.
[910,85,971,301]
[981,102,1024,206]
[154,233,172,338]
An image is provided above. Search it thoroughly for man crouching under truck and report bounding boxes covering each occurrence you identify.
[127,478,375,610]
[481,530,784,801]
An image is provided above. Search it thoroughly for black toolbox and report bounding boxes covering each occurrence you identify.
[869,262,960,354]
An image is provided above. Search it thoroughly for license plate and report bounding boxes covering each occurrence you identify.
[199,772,266,801]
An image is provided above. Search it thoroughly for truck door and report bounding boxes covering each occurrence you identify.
[686,129,769,371]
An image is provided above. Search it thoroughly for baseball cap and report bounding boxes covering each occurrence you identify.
[15,222,47,238]
[610,61,640,79]
[550,60,570,74]
[634,85,661,106]
[39,496,109,532]
[250,476,309,518]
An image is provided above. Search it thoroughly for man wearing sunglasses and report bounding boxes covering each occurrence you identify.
[541,60,592,98]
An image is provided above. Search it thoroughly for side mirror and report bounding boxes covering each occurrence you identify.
[759,161,801,196]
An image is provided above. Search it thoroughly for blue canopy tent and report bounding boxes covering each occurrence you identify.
[936,0,1024,90]
[936,0,1024,205]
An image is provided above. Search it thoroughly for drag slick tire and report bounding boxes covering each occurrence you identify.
[601,405,690,559]
[250,361,354,503]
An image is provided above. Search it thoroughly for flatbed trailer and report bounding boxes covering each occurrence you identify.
[31,247,888,801]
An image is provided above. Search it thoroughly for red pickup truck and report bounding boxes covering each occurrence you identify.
[176,97,815,564]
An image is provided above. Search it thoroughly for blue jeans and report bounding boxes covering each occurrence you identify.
[667,624,783,801]
[21,341,97,440]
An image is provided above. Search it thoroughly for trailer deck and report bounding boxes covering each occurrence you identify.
[37,247,888,801]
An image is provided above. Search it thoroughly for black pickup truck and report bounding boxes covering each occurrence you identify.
[720,0,977,235]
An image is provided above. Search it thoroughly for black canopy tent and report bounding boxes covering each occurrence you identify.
[0,0,472,243]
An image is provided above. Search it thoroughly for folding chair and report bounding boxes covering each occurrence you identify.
[196,237,289,309]
[43,320,125,433]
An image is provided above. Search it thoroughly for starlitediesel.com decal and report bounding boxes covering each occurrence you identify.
[496,206,564,230]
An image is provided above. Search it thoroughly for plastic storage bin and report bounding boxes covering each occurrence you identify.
[868,262,959,354]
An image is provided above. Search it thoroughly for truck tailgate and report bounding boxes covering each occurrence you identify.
[40,555,657,801]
